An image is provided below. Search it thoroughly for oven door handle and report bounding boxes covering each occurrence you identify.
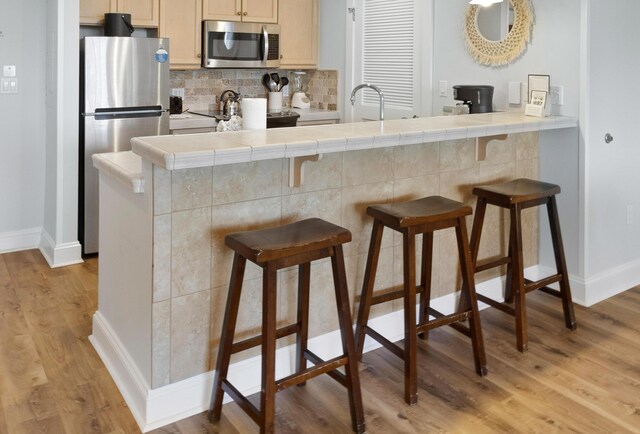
[262,25,269,65]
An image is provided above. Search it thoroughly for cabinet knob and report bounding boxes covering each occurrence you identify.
[280,54,283,59]
[197,53,201,58]
[236,11,241,15]
[243,11,248,16]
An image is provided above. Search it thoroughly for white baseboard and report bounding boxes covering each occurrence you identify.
[0,227,41,254]
[574,257,640,306]
[39,228,83,268]
[91,269,518,432]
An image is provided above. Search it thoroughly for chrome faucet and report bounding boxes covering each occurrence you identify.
[350,83,385,121]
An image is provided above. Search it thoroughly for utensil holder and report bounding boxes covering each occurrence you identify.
[268,92,283,112]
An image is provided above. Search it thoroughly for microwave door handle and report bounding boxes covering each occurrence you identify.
[262,25,269,64]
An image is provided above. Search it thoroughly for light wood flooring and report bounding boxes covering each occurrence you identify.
[1,249,639,433]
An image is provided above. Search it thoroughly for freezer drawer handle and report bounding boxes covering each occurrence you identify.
[86,105,165,120]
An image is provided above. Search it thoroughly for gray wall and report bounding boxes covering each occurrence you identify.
[0,1,47,242]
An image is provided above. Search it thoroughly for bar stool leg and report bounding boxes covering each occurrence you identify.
[546,196,577,330]
[402,228,418,405]
[469,198,488,268]
[260,264,278,434]
[455,217,488,375]
[355,220,384,358]
[504,239,515,304]
[418,232,433,340]
[510,205,528,353]
[209,253,247,422]
[331,245,366,433]
[296,262,311,386]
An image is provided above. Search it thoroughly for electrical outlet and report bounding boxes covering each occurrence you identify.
[171,88,185,98]
[627,205,633,225]
[550,85,564,106]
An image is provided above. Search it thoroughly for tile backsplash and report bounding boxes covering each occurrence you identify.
[169,69,338,112]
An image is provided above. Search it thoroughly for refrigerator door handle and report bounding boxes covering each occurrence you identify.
[84,105,166,119]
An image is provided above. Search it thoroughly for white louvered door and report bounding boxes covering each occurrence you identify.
[348,0,432,121]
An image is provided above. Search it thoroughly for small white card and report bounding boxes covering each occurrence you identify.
[525,103,545,117]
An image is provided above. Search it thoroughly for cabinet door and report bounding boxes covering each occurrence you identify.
[118,0,159,27]
[80,0,117,25]
[203,0,242,21]
[242,0,278,23]
[279,0,318,69]
[159,0,202,69]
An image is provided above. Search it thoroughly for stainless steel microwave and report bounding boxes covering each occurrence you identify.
[203,21,280,68]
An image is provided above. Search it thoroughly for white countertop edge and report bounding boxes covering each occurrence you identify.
[132,114,578,170]
[92,151,145,194]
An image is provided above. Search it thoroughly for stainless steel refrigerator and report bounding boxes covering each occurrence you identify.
[80,37,170,254]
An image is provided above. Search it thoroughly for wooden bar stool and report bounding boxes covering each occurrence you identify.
[208,218,365,434]
[354,196,487,406]
[469,178,577,352]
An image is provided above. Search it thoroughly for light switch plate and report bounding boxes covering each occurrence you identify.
[1,78,18,93]
[508,81,521,105]
[3,65,16,77]
[550,85,564,105]
[439,80,448,97]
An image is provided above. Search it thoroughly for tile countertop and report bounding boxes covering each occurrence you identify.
[169,108,340,130]
[134,112,578,171]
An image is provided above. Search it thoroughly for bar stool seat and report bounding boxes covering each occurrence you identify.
[355,196,487,406]
[209,218,365,433]
[469,178,577,353]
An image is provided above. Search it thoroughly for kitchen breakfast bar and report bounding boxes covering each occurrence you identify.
[90,112,577,431]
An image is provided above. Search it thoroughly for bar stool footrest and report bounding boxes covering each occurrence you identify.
[304,349,347,387]
[477,293,516,315]
[222,380,260,424]
[524,277,563,295]
[417,310,471,333]
[427,307,472,337]
[276,354,348,392]
[370,285,426,306]
[364,325,404,360]
[475,256,511,273]
[231,323,301,354]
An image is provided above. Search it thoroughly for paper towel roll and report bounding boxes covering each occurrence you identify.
[241,98,267,130]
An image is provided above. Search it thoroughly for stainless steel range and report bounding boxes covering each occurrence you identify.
[189,109,300,128]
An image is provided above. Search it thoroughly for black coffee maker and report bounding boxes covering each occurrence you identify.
[453,85,494,114]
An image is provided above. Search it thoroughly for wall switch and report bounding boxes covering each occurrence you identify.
[170,88,185,98]
[439,80,448,97]
[1,78,17,94]
[627,205,633,225]
[508,81,522,105]
[3,65,16,77]
[550,85,564,105]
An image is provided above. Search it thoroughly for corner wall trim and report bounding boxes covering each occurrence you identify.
[39,228,83,268]
[0,227,42,254]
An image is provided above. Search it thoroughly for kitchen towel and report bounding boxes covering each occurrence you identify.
[242,98,267,130]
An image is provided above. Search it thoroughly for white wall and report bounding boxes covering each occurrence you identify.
[579,0,640,304]
[432,0,580,116]
[0,1,47,251]
[432,0,583,290]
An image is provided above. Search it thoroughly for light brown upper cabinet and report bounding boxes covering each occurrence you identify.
[80,0,159,27]
[159,0,203,69]
[278,0,318,69]
[203,0,278,23]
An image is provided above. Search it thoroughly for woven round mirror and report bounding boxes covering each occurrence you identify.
[464,0,534,66]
